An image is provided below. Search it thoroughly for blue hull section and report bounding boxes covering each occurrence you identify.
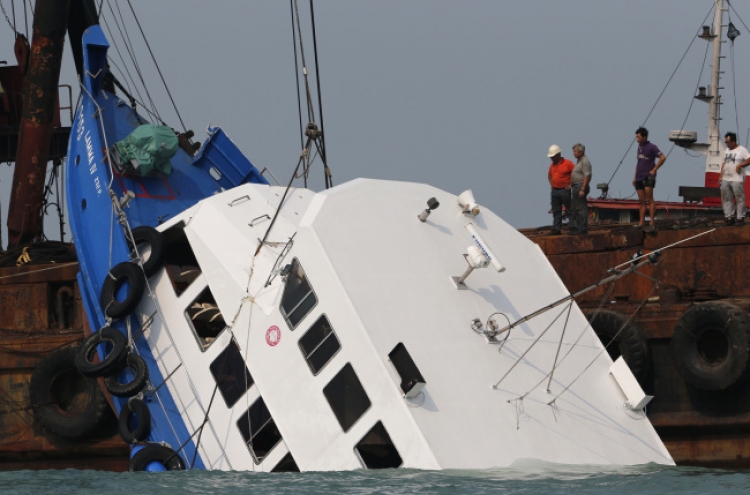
[65,25,269,470]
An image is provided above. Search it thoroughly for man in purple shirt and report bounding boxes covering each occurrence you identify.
[632,127,666,231]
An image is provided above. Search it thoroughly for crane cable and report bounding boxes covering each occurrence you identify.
[291,0,332,189]
[604,4,714,188]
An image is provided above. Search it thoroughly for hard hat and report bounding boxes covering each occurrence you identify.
[547,144,562,158]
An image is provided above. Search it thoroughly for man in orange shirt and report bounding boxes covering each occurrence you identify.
[547,144,575,235]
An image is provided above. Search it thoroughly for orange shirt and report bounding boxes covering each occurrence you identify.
[548,158,575,188]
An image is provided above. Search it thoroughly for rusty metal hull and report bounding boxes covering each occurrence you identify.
[524,220,750,467]
[0,261,128,471]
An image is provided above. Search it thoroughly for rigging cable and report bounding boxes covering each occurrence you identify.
[0,0,18,36]
[662,31,711,161]
[105,0,161,122]
[126,0,188,133]
[291,0,332,189]
[605,4,714,187]
[291,0,305,155]
[101,12,144,102]
[309,0,332,188]
[22,0,27,38]
[293,0,315,187]
[728,1,750,35]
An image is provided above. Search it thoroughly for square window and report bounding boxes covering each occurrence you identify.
[355,421,402,469]
[280,259,317,329]
[237,397,282,464]
[210,339,254,408]
[323,363,371,432]
[271,452,299,472]
[162,222,202,296]
[185,288,226,350]
[299,315,341,375]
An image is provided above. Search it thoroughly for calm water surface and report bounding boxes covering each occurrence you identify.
[1,464,749,495]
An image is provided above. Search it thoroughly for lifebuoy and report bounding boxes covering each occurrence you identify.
[105,352,149,398]
[29,345,111,439]
[100,261,146,319]
[119,398,151,444]
[586,309,650,384]
[130,226,165,278]
[129,444,186,471]
[672,300,750,391]
[75,327,128,378]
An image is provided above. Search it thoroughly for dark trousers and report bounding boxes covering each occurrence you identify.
[570,183,590,233]
[551,188,571,231]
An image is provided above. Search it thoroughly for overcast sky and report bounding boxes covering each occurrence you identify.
[1,0,749,242]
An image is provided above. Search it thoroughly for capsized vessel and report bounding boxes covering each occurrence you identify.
[65,24,673,471]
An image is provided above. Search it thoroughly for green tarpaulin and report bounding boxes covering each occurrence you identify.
[114,124,178,176]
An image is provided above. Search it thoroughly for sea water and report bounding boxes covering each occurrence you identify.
[1,464,749,495]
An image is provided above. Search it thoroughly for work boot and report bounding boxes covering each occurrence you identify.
[726,217,736,226]
[737,217,745,226]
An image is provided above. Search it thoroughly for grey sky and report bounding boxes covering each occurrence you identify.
[1,0,748,242]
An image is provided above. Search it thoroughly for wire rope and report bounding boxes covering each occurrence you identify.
[101,13,143,100]
[309,0,330,186]
[605,4,714,186]
[107,0,160,122]
[290,0,305,153]
[126,0,187,133]
[663,33,711,161]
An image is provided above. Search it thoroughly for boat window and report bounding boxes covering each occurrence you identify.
[237,397,282,464]
[209,339,254,408]
[299,315,341,375]
[185,287,226,350]
[162,222,202,296]
[323,363,371,433]
[271,452,300,473]
[354,421,402,469]
[388,343,426,398]
[280,258,317,329]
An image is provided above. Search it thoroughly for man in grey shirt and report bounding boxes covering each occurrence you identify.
[570,143,592,234]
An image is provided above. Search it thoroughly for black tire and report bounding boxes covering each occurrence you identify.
[129,444,186,471]
[586,309,650,384]
[130,226,165,278]
[100,261,146,319]
[29,346,110,439]
[119,398,151,444]
[75,327,128,378]
[672,300,750,391]
[105,352,149,398]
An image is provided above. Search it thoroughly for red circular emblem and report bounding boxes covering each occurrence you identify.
[266,325,281,346]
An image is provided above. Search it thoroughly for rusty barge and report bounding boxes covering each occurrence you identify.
[0,0,128,470]
[524,0,750,468]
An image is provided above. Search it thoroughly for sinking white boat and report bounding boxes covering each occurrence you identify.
[65,25,673,472]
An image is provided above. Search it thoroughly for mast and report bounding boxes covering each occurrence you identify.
[704,0,725,182]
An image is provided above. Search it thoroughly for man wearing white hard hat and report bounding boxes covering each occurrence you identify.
[547,144,574,235]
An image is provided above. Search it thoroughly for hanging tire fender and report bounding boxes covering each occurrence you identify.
[29,345,111,439]
[105,352,149,398]
[119,398,151,444]
[130,226,165,278]
[75,327,128,378]
[586,309,650,384]
[672,300,750,391]
[100,261,146,319]
[129,444,186,471]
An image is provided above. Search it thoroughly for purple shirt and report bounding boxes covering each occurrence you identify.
[635,141,662,181]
